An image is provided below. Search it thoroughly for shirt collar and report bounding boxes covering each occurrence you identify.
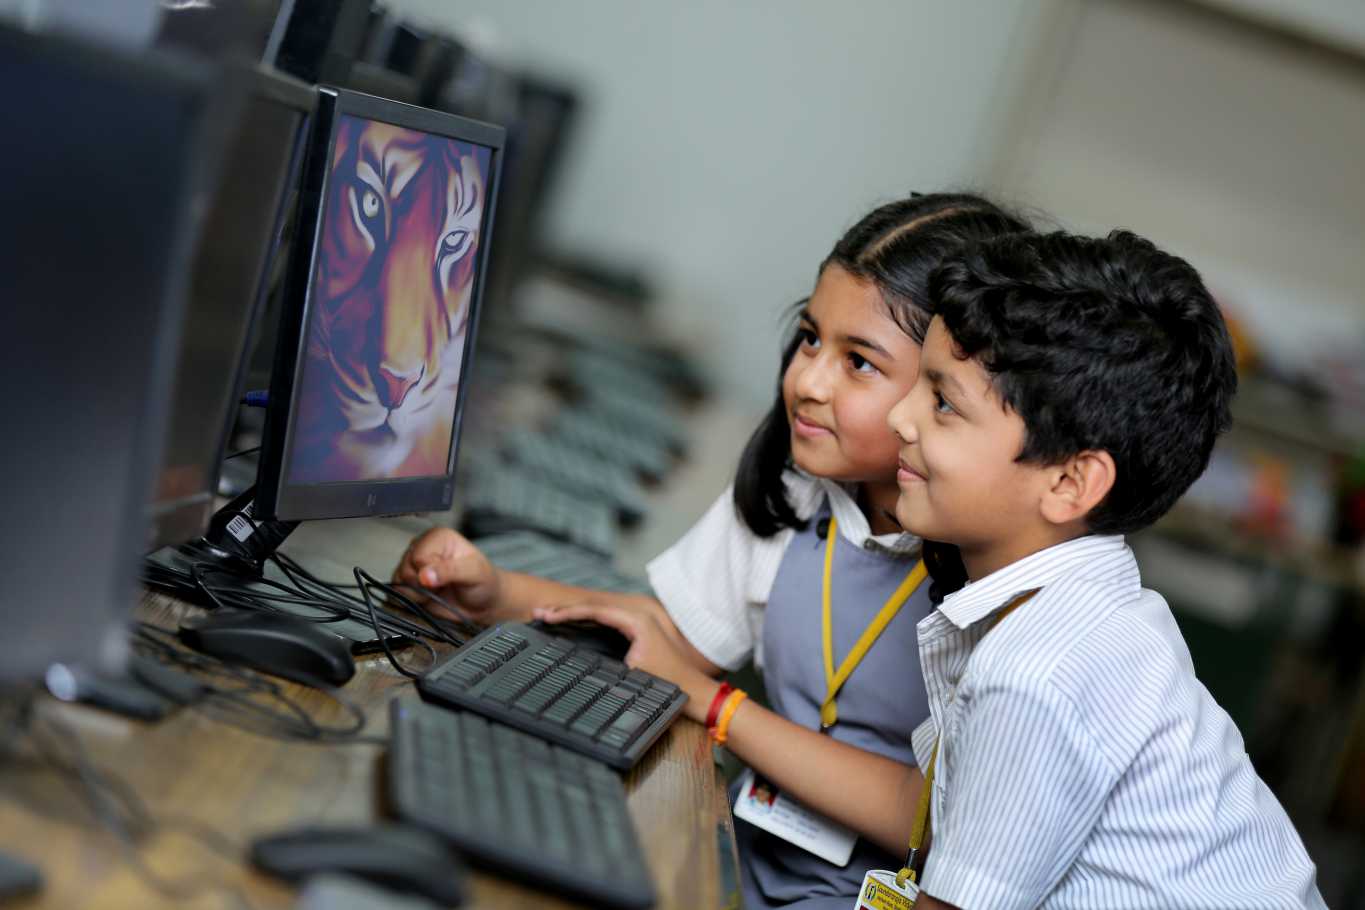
[937,534,1133,629]
[815,475,921,556]
[779,468,921,555]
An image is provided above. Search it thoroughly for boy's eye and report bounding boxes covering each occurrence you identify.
[934,391,956,415]
[848,352,878,374]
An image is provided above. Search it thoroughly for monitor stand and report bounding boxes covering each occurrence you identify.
[196,485,299,578]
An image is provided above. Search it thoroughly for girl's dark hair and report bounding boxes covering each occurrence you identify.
[733,193,1031,540]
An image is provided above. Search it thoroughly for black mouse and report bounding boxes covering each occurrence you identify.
[251,824,465,906]
[179,609,355,686]
[530,618,630,661]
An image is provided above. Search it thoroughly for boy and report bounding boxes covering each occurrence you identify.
[886,230,1324,909]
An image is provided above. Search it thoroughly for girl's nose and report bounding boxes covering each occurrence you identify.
[792,351,834,401]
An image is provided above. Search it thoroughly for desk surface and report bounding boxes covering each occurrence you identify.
[0,522,739,910]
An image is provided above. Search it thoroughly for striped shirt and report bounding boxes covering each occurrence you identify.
[911,534,1324,909]
[647,470,918,671]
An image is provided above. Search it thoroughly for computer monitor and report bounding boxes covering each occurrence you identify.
[265,0,370,86]
[149,68,316,548]
[0,25,223,681]
[344,60,421,104]
[477,74,579,320]
[155,0,282,60]
[255,87,504,522]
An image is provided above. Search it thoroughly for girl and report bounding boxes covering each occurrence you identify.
[394,193,1028,909]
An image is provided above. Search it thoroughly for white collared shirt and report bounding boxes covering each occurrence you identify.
[911,534,1324,909]
[647,469,918,670]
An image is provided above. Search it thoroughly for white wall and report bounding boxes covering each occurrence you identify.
[388,0,1047,409]
[993,0,1365,370]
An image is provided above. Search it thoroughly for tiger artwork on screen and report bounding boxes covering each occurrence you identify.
[288,115,491,484]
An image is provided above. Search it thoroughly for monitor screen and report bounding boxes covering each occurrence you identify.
[150,70,313,548]
[258,89,503,520]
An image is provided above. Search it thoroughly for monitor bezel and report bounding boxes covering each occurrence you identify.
[256,86,505,521]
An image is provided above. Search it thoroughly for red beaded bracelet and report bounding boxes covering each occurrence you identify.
[705,682,734,730]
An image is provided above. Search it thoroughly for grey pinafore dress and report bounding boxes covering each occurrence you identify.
[733,507,935,909]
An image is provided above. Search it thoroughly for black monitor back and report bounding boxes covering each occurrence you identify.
[0,26,220,682]
[155,0,283,59]
[266,0,370,85]
[149,68,315,548]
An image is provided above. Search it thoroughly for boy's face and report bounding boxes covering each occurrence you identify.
[887,317,1050,565]
[782,264,922,486]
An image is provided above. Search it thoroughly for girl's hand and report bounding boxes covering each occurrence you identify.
[391,528,502,624]
[532,602,720,723]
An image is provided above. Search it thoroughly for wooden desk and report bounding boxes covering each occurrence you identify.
[0,518,739,910]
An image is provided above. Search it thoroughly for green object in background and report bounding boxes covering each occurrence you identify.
[1169,605,1279,735]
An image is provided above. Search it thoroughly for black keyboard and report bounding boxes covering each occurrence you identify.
[476,530,652,595]
[387,700,656,910]
[499,428,650,524]
[549,409,674,482]
[417,623,686,770]
[461,458,619,556]
[576,390,688,456]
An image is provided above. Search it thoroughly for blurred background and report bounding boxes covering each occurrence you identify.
[6,0,1365,904]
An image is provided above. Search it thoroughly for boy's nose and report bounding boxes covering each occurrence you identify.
[888,393,916,443]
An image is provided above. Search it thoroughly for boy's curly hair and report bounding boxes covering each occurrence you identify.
[931,229,1237,535]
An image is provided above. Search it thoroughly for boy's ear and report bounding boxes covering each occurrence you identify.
[1039,450,1116,527]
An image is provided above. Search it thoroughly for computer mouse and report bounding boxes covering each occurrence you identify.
[530,618,631,661]
[178,609,355,686]
[251,824,465,907]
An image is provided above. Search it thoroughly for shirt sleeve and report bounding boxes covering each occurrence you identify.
[919,679,1119,910]
[645,483,789,671]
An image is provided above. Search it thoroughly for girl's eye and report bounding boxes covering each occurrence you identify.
[934,391,955,415]
[797,327,819,349]
[848,352,877,374]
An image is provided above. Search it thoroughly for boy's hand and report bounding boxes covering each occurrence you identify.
[532,601,719,723]
[391,528,501,624]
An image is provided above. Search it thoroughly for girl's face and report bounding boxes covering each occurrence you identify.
[782,264,923,485]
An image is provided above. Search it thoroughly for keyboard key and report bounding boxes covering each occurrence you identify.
[417,622,688,770]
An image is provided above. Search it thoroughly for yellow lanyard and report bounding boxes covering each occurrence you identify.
[896,588,1038,889]
[819,516,927,731]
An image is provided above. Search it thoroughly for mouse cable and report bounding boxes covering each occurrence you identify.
[223,518,471,648]
[11,694,259,910]
[213,540,459,646]
[273,552,477,644]
[132,625,372,745]
[133,626,331,742]
[190,563,352,624]
[186,559,452,655]
[353,567,468,647]
[353,568,436,679]
[387,579,480,637]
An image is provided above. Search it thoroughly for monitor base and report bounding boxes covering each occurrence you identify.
[200,485,299,578]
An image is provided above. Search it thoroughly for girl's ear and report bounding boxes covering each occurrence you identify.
[1039,450,1115,527]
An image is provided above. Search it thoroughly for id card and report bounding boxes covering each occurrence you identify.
[731,769,857,866]
[853,869,918,910]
